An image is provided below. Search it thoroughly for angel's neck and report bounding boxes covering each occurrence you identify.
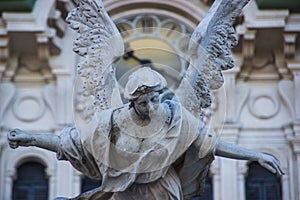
[130,107,151,126]
[129,103,168,127]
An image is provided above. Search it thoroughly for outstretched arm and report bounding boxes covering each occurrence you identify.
[215,140,284,175]
[7,129,59,153]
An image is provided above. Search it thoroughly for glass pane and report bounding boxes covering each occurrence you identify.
[246,183,261,200]
[34,189,48,200]
[81,176,102,193]
[246,162,282,200]
[13,188,28,200]
[13,162,48,200]
[265,184,280,200]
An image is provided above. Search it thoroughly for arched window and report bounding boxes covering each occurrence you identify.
[246,162,282,200]
[81,176,102,193]
[13,161,48,200]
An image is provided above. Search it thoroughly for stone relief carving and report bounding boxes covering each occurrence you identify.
[235,83,250,121]
[278,80,295,118]
[7,0,285,199]
[43,83,57,119]
[0,82,56,130]
[12,93,46,122]
[0,83,16,127]
[248,93,280,119]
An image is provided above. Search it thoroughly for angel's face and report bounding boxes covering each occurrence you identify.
[133,91,160,120]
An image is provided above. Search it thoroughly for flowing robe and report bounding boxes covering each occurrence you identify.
[57,100,217,199]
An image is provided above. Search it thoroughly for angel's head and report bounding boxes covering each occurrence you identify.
[124,67,167,120]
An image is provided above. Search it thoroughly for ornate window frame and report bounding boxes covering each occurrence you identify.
[2,147,57,200]
[238,148,290,200]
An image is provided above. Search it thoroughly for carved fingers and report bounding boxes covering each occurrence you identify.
[7,129,33,149]
[7,130,19,149]
[258,154,285,176]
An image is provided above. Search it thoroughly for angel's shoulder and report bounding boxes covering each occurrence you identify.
[110,104,129,124]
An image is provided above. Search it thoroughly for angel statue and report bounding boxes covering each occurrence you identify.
[7,0,284,199]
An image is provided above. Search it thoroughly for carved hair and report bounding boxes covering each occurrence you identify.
[124,67,167,100]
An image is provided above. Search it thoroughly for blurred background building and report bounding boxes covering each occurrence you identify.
[0,0,299,199]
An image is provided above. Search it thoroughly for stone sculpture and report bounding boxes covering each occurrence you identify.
[7,0,284,199]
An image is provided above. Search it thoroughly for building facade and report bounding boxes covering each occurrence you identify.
[0,0,299,199]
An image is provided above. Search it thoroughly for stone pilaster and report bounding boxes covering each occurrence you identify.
[219,124,241,200]
[289,133,300,200]
[285,62,300,199]
[287,63,300,121]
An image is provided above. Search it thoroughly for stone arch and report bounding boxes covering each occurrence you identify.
[3,148,57,200]
[104,0,209,28]
[5,148,56,175]
[242,147,291,200]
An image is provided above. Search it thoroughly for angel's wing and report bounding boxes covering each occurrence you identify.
[68,0,124,119]
[176,0,249,117]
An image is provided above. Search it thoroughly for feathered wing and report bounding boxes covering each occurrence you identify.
[175,1,251,198]
[68,0,124,123]
[176,0,249,117]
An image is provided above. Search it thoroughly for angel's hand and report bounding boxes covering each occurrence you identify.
[257,153,285,176]
[7,129,34,149]
[123,48,153,66]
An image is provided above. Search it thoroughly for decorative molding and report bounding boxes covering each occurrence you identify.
[0,20,9,80]
[242,30,256,60]
[43,84,56,119]
[111,8,198,29]
[12,93,46,122]
[238,161,248,176]
[220,123,241,144]
[0,0,36,12]
[244,0,289,29]
[283,121,300,200]
[248,94,280,119]
[5,147,57,174]
[255,0,300,13]
[0,132,6,153]
[236,2,299,82]
[222,55,250,123]
[48,9,67,38]
[0,83,16,127]
[283,33,297,58]
[1,0,55,32]
[278,80,295,119]
[105,0,208,28]
[287,62,300,120]
[274,51,292,79]
[3,147,57,200]
[36,32,50,61]
[285,14,300,32]
[3,54,18,81]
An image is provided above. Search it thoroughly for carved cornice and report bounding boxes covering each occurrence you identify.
[244,0,289,29]
[2,0,55,32]
[283,33,297,58]
[0,0,74,81]
[236,1,300,81]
